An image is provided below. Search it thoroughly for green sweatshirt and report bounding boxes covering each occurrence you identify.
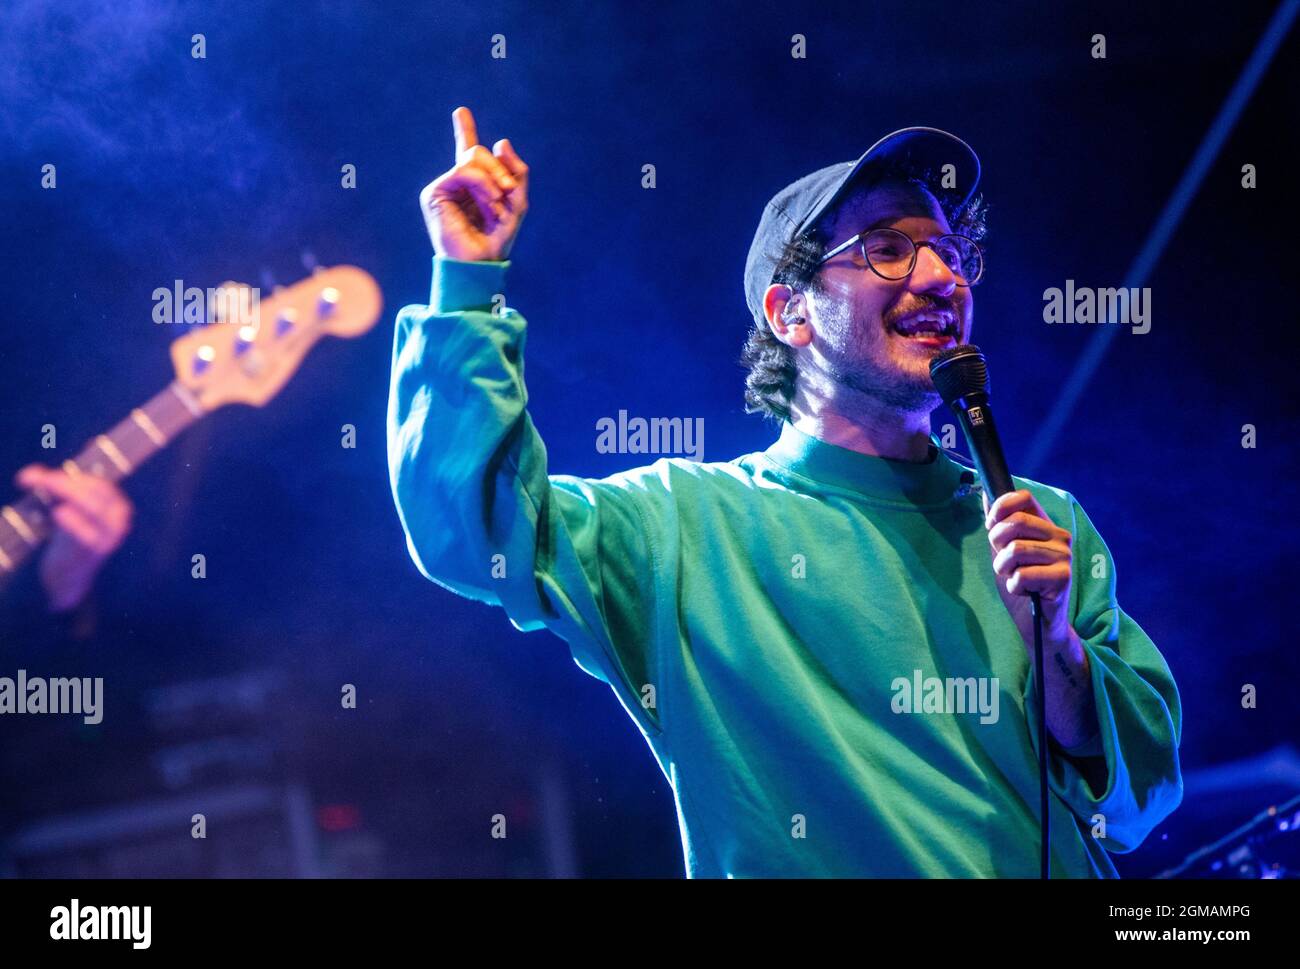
[387,255,1183,878]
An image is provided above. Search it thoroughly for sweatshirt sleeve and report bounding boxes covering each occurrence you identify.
[1025,494,1183,853]
[386,256,662,736]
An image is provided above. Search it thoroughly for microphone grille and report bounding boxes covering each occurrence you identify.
[929,343,989,406]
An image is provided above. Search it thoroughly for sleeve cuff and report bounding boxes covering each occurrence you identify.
[430,255,510,313]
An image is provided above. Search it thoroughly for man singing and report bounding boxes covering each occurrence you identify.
[387,107,1182,877]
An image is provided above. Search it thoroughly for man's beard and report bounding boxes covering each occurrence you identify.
[816,299,945,414]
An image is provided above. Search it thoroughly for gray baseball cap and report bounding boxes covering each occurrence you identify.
[743,127,981,327]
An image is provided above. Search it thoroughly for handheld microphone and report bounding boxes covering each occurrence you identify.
[929,344,1013,499]
[929,342,1051,880]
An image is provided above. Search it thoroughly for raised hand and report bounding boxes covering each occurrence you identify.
[419,106,529,262]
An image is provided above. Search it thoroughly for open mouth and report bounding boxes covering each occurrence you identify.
[889,311,958,345]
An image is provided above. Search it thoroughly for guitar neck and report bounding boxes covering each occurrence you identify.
[0,381,205,584]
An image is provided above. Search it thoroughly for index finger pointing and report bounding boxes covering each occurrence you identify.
[452,106,479,158]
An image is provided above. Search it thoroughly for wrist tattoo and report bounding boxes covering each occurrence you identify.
[1053,651,1080,690]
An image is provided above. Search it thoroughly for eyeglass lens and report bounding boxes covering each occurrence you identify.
[862,228,981,284]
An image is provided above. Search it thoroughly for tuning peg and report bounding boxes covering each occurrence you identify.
[318,287,340,318]
[194,344,216,375]
[235,324,257,355]
[275,308,297,337]
[211,281,255,325]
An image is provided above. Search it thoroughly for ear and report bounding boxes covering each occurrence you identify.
[764,283,813,348]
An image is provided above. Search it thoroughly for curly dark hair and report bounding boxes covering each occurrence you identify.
[740,170,989,422]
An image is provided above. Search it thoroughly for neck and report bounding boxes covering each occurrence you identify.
[786,378,935,462]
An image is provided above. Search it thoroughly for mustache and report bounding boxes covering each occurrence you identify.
[883,295,959,327]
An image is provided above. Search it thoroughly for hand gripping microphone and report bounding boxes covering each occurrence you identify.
[930,343,1051,880]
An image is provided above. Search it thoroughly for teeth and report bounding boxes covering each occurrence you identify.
[893,314,954,336]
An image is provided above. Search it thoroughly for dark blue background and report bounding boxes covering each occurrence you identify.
[0,1,1296,877]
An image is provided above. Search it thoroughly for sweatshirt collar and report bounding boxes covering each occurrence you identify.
[763,421,969,507]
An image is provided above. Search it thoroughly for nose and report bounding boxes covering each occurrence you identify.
[909,244,958,297]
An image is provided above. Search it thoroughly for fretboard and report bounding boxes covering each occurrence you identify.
[0,382,204,584]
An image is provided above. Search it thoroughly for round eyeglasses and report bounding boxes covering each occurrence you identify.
[817,227,984,286]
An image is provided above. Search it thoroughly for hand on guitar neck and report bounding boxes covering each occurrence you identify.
[0,265,383,615]
[14,464,134,613]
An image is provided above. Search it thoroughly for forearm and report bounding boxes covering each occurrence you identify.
[385,253,661,713]
[387,257,529,589]
[1039,625,1100,752]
